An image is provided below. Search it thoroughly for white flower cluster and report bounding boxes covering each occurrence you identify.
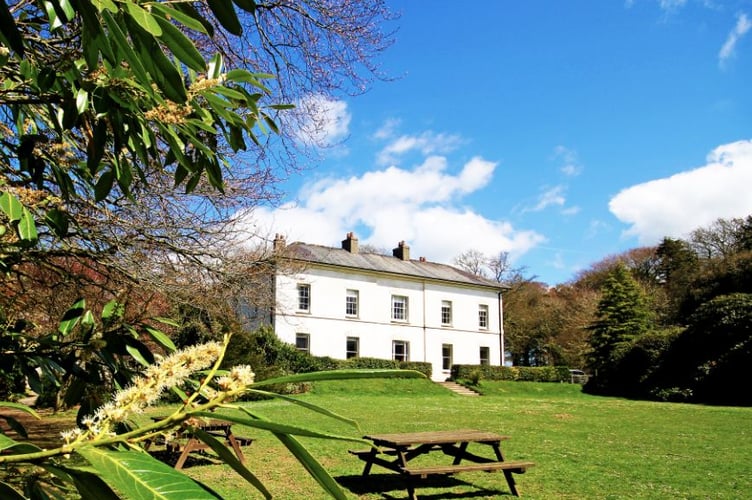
[61,342,224,444]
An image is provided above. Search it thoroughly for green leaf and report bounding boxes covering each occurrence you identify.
[77,448,221,499]
[101,10,150,87]
[0,192,24,221]
[18,207,38,241]
[0,402,41,420]
[150,3,208,34]
[75,88,89,114]
[242,412,348,500]
[0,433,42,454]
[44,208,69,238]
[45,466,120,500]
[246,389,360,430]
[192,412,367,445]
[206,0,242,35]
[90,0,117,13]
[58,299,86,336]
[155,16,206,72]
[143,325,176,352]
[125,344,151,367]
[101,300,123,322]
[0,482,25,499]
[94,169,114,202]
[190,428,271,498]
[231,0,256,14]
[0,0,24,56]
[124,1,162,36]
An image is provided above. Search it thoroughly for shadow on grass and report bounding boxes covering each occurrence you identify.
[335,473,508,499]
[148,449,219,469]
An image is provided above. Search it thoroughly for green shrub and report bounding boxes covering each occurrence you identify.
[451,364,572,382]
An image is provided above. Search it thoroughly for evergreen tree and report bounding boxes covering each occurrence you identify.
[587,264,652,391]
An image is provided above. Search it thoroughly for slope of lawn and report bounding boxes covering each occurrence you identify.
[171,378,750,499]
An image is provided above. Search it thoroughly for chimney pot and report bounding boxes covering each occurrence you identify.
[273,234,286,252]
[392,240,410,261]
[342,232,359,254]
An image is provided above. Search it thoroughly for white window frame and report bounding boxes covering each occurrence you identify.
[392,340,409,362]
[346,289,359,318]
[441,300,452,326]
[391,295,409,322]
[442,344,453,371]
[295,333,310,353]
[480,346,490,366]
[346,336,359,359]
[297,283,311,312]
[479,304,489,329]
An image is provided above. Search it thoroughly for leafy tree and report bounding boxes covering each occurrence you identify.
[586,264,652,393]
[0,0,405,498]
[647,293,752,405]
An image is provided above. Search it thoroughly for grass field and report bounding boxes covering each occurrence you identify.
[159,379,752,499]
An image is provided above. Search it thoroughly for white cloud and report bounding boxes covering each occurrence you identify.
[373,118,401,140]
[553,146,584,177]
[237,156,544,265]
[719,13,751,67]
[658,0,687,12]
[609,139,752,244]
[293,94,351,147]
[377,131,463,165]
[525,185,567,213]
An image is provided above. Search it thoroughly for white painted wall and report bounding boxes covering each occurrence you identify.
[274,265,502,381]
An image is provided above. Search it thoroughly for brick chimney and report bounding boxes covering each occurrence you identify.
[342,232,359,254]
[273,233,286,252]
[393,240,410,261]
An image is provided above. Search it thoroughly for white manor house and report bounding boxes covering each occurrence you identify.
[264,233,506,382]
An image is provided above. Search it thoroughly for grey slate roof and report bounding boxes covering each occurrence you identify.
[283,242,504,290]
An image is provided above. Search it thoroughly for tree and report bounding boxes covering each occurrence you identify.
[0,0,404,498]
[586,264,652,392]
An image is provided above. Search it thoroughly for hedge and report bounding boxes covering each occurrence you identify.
[451,364,572,383]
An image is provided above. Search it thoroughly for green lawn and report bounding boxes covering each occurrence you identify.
[164,379,751,499]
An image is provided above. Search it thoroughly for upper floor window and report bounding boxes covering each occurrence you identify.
[296,333,310,354]
[479,304,489,329]
[393,340,409,362]
[297,284,310,312]
[441,300,452,326]
[346,289,359,317]
[392,295,408,321]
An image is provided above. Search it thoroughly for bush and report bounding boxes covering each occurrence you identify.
[451,364,573,383]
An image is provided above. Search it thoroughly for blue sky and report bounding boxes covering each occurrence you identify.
[246,0,752,285]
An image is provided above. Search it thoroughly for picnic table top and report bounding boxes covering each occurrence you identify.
[363,428,510,447]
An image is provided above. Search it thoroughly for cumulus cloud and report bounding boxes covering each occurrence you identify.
[236,156,544,264]
[719,13,751,67]
[377,131,463,165]
[292,94,351,147]
[609,139,752,244]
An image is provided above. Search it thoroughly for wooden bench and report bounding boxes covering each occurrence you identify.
[403,460,535,478]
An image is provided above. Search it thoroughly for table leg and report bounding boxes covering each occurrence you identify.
[226,431,246,464]
[174,438,200,470]
[361,448,377,476]
[493,442,520,496]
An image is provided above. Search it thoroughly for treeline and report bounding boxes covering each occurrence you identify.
[502,215,752,406]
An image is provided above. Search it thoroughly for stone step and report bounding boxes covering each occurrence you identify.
[438,381,480,396]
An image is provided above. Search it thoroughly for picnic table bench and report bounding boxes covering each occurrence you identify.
[148,418,253,469]
[350,429,534,499]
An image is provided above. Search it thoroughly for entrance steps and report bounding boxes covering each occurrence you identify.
[438,381,480,396]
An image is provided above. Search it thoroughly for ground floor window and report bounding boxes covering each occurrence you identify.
[442,344,453,371]
[295,333,310,353]
[346,336,359,359]
[392,340,409,362]
[480,346,490,366]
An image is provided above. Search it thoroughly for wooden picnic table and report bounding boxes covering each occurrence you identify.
[149,418,252,470]
[350,429,534,499]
